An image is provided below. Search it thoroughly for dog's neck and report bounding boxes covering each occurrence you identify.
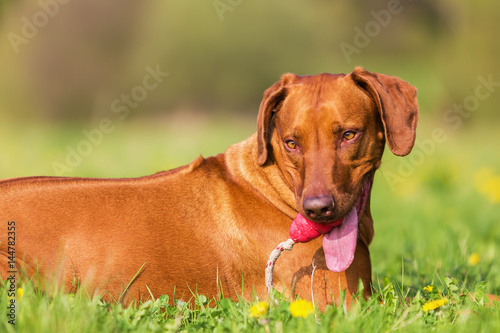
[224,133,298,220]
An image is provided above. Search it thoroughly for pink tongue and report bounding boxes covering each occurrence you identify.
[322,207,358,272]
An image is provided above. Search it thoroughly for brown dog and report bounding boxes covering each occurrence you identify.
[0,67,418,308]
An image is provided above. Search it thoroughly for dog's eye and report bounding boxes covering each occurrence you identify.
[343,131,356,141]
[285,140,297,150]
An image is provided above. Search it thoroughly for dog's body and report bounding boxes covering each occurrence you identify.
[0,68,418,308]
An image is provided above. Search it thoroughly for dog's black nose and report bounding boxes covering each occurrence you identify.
[303,196,335,220]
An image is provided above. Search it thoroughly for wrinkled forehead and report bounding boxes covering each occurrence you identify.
[278,73,376,127]
[286,73,346,102]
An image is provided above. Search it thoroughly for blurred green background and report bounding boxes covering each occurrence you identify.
[0,1,499,291]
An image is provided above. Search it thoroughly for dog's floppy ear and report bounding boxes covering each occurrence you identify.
[257,73,298,165]
[350,67,418,156]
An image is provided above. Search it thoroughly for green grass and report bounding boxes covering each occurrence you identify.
[1,275,498,332]
[1,117,499,332]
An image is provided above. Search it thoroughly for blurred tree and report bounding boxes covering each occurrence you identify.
[8,0,149,121]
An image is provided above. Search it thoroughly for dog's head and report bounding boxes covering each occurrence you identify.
[257,67,418,225]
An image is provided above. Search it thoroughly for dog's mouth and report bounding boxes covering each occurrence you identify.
[354,175,372,222]
[289,176,372,272]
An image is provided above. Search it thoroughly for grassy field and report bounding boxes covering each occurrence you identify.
[1,117,499,332]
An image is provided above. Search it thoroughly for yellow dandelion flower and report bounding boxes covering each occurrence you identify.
[17,288,24,300]
[474,168,494,193]
[289,299,314,318]
[422,298,448,312]
[249,301,269,318]
[486,177,500,203]
[468,253,480,266]
[423,285,433,292]
[474,168,500,203]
